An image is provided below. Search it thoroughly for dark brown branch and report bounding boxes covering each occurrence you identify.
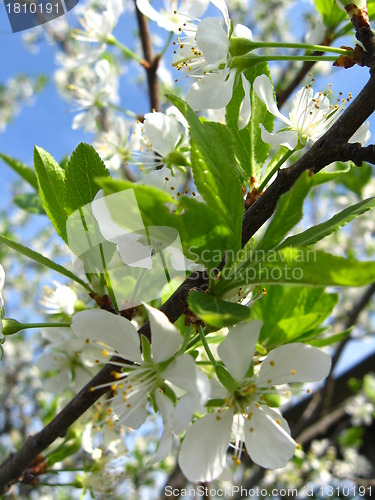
[134,1,161,112]
[2,64,375,497]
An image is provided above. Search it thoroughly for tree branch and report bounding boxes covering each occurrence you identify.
[134,1,161,112]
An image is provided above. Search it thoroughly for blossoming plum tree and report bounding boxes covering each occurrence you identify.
[1,0,375,497]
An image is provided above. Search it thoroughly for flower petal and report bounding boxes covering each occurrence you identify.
[196,18,229,64]
[238,74,251,130]
[149,391,175,464]
[233,23,253,40]
[210,0,230,32]
[71,309,142,363]
[349,121,371,145]
[254,75,291,126]
[257,343,331,387]
[259,123,298,150]
[244,403,296,468]
[143,112,181,158]
[143,304,182,362]
[178,410,233,482]
[164,354,211,406]
[186,70,236,111]
[172,393,198,434]
[218,320,262,382]
[112,390,148,429]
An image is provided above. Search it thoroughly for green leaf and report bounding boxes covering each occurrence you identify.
[64,143,111,215]
[251,285,338,348]
[13,193,45,214]
[314,0,346,27]
[280,197,375,248]
[336,164,373,197]
[215,247,375,296]
[168,95,244,254]
[0,234,91,291]
[0,152,38,190]
[257,171,313,252]
[34,146,68,242]
[309,327,352,347]
[312,162,350,186]
[188,291,251,328]
[225,63,274,180]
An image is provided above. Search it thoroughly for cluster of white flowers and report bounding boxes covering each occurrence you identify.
[172,0,253,128]
[70,305,331,481]
[40,281,77,316]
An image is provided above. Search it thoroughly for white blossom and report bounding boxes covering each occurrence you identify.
[173,0,252,126]
[136,0,209,33]
[93,116,137,171]
[178,320,331,482]
[40,281,77,316]
[71,304,210,433]
[254,74,371,149]
[75,0,124,47]
[346,394,374,426]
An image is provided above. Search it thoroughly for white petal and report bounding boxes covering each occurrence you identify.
[253,75,291,126]
[210,0,230,32]
[349,121,371,145]
[218,320,262,382]
[257,343,331,387]
[178,411,233,482]
[164,355,211,406]
[112,390,148,429]
[143,112,181,158]
[259,123,298,150]
[172,393,198,434]
[238,74,251,130]
[186,70,236,111]
[196,18,229,64]
[143,304,182,362]
[136,0,165,24]
[244,403,296,468]
[233,24,253,40]
[71,309,142,363]
[149,391,175,464]
[37,352,65,372]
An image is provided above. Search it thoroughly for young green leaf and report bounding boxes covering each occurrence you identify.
[314,0,346,27]
[257,171,313,252]
[251,285,338,348]
[336,163,373,197]
[215,247,375,296]
[64,143,111,215]
[188,291,251,328]
[0,234,91,291]
[13,193,45,215]
[280,197,375,248]
[168,95,244,254]
[34,146,68,242]
[0,152,38,190]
